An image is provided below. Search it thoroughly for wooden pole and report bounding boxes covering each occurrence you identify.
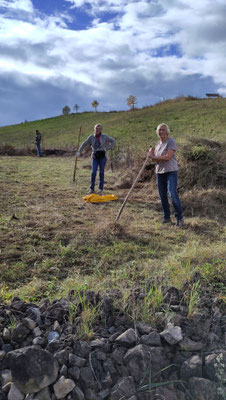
[114,153,150,224]
[73,126,82,182]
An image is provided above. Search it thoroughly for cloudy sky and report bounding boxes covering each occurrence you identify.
[0,0,226,126]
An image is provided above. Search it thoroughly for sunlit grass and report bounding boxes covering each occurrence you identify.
[0,154,225,315]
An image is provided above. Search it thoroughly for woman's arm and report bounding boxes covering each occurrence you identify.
[149,147,175,161]
[78,135,92,154]
[105,134,116,149]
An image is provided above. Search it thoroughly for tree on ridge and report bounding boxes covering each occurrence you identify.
[127,95,137,110]
[62,105,71,115]
[73,104,79,113]
[92,100,99,112]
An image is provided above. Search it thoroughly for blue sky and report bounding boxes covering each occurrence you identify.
[0,0,226,126]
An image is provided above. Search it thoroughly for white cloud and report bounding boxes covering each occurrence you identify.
[0,0,226,125]
[0,0,34,12]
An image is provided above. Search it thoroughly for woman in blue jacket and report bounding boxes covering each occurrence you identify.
[77,124,116,194]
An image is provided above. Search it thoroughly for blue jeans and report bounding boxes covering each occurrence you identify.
[36,143,42,156]
[91,157,107,191]
[157,171,183,221]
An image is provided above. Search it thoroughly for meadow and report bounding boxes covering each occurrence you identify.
[0,97,225,321]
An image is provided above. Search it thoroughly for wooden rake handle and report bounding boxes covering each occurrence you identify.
[73,126,82,182]
[114,153,150,223]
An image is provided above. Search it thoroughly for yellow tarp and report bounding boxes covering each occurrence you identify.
[83,193,118,203]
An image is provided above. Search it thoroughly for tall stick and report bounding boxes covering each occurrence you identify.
[73,126,82,182]
[114,153,150,223]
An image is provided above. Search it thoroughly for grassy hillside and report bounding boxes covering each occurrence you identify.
[0,97,226,152]
[0,97,225,320]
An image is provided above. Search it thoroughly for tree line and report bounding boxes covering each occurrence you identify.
[62,96,137,115]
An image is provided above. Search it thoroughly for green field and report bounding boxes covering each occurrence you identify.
[1,97,226,151]
[0,97,225,321]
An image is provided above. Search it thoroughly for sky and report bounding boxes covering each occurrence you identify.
[0,0,226,126]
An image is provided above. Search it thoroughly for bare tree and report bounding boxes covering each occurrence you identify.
[73,104,79,113]
[127,95,137,110]
[92,100,99,112]
[62,105,71,115]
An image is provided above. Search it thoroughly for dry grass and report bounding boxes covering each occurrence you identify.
[0,155,225,313]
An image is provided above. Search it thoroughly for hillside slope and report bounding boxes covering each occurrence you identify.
[0,97,226,151]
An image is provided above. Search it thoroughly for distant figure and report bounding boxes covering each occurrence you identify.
[35,129,42,157]
[76,123,116,194]
[149,123,184,227]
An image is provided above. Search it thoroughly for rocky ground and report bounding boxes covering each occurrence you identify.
[0,287,225,400]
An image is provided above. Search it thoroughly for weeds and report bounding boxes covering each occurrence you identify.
[214,353,226,399]
[137,362,182,397]
[187,281,201,318]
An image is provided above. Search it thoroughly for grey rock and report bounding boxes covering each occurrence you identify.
[60,364,68,377]
[11,324,30,344]
[124,344,167,384]
[140,331,161,346]
[33,327,42,338]
[0,351,5,361]
[178,337,205,351]
[97,388,110,399]
[95,350,107,361]
[155,387,179,400]
[103,358,117,376]
[188,377,221,400]
[54,348,70,366]
[115,328,137,347]
[0,369,12,386]
[68,366,80,380]
[22,318,36,330]
[112,347,127,365]
[53,376,75,399]
[8,346,59,394]
[34,387,51,400]
[79,367,99,390]
[69,354,86,368]
[73,341,91,358]
[32,337,46,346]
[135,322,153,335]
[83,388,98,400]
[8,383,24,400]
[204,351,226,382]
[90,339,107,349]
[2,328,11,342]
[160,324,183,345]
[111,376,136,400]
[53,321,61,332]
[180,355,202,380]
[71,386,85,400]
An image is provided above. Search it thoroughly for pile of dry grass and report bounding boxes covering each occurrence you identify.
[179,138,226,190]
[0,144,74,156]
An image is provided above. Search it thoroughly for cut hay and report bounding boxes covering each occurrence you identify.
[179,138,226,190]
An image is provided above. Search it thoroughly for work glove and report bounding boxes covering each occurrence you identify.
[76,151,81,157]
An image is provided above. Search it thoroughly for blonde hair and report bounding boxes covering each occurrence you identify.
[94,124,102,132]
[156,123,170,135]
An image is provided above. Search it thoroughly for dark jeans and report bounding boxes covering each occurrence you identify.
[91,157,107,191]
[36,143,42,156]
[157,171,183,221]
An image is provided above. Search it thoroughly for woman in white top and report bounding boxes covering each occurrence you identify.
[149,123,183,226]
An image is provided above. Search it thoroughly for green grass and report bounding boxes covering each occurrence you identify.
[0,154,225,316]
[1,97,226,151]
